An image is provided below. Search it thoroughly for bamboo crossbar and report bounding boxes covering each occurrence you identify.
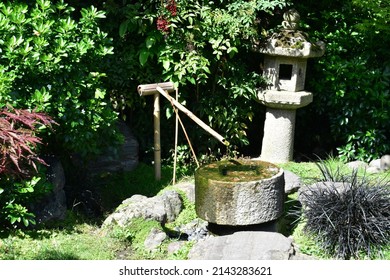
[138,82,176,96]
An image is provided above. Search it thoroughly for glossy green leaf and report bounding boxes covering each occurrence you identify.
[145,36,156,49]
[139,49,149,66]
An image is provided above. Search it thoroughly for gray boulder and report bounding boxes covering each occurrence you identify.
[366,166,381,174]
[380,155,390,171]
[284,170,302,194]
[174,182,195,203]
[167,241,186,255]
[369,159,381,169]
[144,228,167,251]
[103,190,183,227]
[188,231,294,260]
[346,160,368,170]
[175,218,209,241]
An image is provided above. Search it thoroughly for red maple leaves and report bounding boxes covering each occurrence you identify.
[0,106,56,178]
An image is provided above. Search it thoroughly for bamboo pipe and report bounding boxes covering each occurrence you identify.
[138,82,175,96]
[155,86,230,147]
[153,93,161,180]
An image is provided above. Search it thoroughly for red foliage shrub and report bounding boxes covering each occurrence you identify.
[0,106,56,178]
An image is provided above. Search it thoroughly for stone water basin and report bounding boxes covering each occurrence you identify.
[195,159,285,226]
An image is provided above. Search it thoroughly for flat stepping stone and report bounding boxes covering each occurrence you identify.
[284,170,302,194]
[188,231,293,260]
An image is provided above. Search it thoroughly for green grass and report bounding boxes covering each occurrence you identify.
[0,217,125,260]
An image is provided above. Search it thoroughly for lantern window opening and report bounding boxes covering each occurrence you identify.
[279,64,293,80]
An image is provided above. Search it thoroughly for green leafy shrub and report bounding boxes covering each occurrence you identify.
[0,0,119,158]
[299,164,390,259]
[0,0,120,227]
[292,0,390,161]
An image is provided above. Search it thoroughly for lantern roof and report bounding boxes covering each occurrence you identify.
[258,9,325,58]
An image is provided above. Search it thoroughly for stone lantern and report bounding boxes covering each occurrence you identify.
[256,9,325,163]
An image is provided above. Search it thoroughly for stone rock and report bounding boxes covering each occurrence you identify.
[144,228,167,251]
[366,166,381,174]
[346,160,368,170]
[103,190,183,227]
[188,231,293,260]
[174,181,195,203]
[284,170,302,194]
[380,155,390,171]
[30,156,67,223]
[87,121,139,176]
[167,241,186,255]
[176,218,209,241]
[369,159,381,169]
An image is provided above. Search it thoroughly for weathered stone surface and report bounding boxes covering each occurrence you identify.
[284,170,301,194]
[175,218,209,241]
[367,166,381,174]
[346,160,368,170]
[369,159,381,169]
[380,155,390,171]
[144,228,167,251]
[102,190,182,227]
[258,90,313,109]
[188,231,293,260]
[195,161,285,226]
[167,241,186,255]
[175,181,195,203]
[30,156,67,223]
[259,108,296,163]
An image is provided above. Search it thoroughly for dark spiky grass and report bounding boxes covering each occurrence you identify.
[299,166,390,260]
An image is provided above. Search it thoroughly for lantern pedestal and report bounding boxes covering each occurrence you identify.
[256,90,313,163]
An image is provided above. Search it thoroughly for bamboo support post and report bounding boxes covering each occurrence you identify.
[138,83,175,181]
[153,93,161,181]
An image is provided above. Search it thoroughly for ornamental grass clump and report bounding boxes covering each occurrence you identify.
[299,164,390,259]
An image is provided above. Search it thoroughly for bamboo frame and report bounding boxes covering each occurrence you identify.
[138,82,229,181]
